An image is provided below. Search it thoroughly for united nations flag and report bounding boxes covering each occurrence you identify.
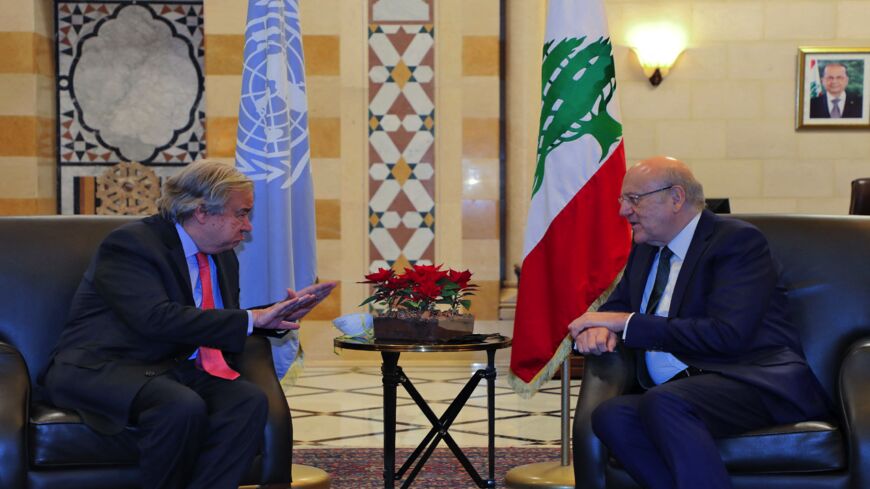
[235,0,316,379]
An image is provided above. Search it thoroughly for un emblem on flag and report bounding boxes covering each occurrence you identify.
[235,2,310,189]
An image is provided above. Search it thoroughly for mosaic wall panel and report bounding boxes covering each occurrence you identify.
[367,0,435,273]
[56,1,205,214]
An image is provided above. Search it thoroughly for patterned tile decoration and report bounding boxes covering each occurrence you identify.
[56,1,205,214]
[368,0,435,272]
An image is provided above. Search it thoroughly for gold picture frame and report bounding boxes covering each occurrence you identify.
[796,47,870,129]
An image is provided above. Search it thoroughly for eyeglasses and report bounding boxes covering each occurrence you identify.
[618,185,674,207]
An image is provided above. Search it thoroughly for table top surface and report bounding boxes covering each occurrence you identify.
[334,334,512,353]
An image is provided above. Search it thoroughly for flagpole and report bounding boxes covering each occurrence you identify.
[561,356,571,466]
[504,359,574,489]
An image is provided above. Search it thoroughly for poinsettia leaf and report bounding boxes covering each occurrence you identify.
[460,299,472,309]
[358,296,378,307]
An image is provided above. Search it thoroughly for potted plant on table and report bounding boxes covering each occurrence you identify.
[360,264,477,341]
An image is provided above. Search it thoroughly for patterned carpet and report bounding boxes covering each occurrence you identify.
[295,447,563,488]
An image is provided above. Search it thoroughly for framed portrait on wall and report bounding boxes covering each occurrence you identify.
[796,47,870,129]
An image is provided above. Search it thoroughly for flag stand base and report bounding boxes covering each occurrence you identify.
[505,357,575,488]
[504,461,574,488]
[290,463,332,488]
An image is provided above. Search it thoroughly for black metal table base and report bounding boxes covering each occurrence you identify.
[381,349,498,489]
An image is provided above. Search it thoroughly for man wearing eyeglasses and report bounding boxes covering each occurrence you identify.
[568,156,830,489]
[809,62,863,118]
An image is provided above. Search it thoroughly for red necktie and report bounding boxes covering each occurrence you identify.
[195,252,240,380]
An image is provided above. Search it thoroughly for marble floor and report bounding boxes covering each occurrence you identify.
[285,364,580,448]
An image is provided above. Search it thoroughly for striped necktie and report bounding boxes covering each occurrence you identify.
[645,247,673,315]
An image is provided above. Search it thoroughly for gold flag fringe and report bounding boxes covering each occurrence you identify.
[279,347,305,388]
[507,267,626,398]
[507,336,573,399]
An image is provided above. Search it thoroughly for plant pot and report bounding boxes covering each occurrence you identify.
[373,315,474,342]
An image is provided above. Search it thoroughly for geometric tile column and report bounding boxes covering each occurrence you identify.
[367,0,435,272]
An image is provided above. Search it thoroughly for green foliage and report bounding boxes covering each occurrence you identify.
[532,36,622,197]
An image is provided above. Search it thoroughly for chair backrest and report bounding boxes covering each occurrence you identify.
[736,215,870,405]
[850,178,870,215]
[0,216,137,397]
[704,198,731,214]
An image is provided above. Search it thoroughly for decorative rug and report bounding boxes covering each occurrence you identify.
[295,447,562,488]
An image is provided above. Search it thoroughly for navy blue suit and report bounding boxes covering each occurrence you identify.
[591,211,829,489]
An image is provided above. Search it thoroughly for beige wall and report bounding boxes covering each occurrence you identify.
[503,0,870,283]
[608,0,870,215]
[0,0,55,215]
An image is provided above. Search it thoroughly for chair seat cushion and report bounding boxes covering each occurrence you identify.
[716,421,844,473]
[29,402,138,467]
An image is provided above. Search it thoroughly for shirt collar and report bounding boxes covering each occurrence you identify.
[174,222,200,259]
[827,92,847,104]
[666,211,702,261]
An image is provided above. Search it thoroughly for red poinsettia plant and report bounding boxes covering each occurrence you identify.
[359,264,477,316]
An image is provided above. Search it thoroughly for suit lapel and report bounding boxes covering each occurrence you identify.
[846,97,860,117]
[669,210,716,316]
[148,215,195,306]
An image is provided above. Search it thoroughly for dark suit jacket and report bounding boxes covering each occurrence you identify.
[43,215,250,431]
[809,93,864,118]
[599,210,830,422]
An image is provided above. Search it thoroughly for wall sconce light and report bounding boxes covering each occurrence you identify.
[628,23,687,86]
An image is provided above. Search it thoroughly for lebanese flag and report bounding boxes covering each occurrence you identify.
[808,58,822,98]
[508,0,632,396]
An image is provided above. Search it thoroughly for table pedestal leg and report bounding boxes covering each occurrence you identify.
[381,351,401,488]
[399,369,489,487]
[486,348,497,484]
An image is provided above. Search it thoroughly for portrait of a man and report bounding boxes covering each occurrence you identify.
[809,61,864,119]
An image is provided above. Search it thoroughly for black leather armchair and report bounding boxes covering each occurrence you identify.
[573,214,870,489]
[0,216,292,489]
[850,178,870,215]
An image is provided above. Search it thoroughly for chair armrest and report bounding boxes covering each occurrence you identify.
[572,346,636,489]
[839,337,870,489]
[0,341,29,489]
[237,335,292,484]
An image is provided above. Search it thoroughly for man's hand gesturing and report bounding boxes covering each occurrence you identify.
[252,294,315,330]
[282,281,338,321]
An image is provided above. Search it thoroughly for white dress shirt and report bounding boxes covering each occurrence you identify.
[625,211,702,385]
